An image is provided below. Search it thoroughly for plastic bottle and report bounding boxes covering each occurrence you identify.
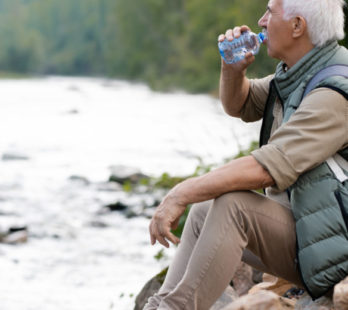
[218,30,267,64]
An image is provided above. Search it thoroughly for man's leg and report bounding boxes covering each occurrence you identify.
[158,190,302,310]
[143,200,212,309]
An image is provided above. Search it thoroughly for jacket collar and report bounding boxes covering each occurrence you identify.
[273,41,339,102]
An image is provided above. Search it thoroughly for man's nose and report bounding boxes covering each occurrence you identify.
[258,13,267,27]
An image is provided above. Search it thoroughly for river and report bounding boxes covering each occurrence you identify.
[0,77,260,310]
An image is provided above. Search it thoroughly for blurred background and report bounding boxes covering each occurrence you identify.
[0,1,346,309]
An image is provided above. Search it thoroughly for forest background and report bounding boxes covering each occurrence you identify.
[0,0,347,94]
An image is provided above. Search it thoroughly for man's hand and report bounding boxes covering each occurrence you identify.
[149,188,187,248]
[218,25,255,71]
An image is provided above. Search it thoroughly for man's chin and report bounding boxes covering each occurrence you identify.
[266,48,278,60]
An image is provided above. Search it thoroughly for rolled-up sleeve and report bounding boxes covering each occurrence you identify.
[251,88,348,191]
[240,74,274,122]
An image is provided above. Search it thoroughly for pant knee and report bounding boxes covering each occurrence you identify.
[212,191,254,229]
[213,191,251,212]
[185,200,211,236]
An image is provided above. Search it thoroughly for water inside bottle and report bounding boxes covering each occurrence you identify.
[218,29,267,64]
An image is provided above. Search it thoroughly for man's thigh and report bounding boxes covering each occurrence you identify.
[212,190,302,286]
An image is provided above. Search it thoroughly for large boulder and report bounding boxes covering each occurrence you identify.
[134,270,348,310]
[231,262,255,296]
[211,286,239,310]
[333,276,348,310]
[108,165,149,184]
[295,292,333,310]
[134,267,168,310]
[221,290,295,310]
[248,274,293,296]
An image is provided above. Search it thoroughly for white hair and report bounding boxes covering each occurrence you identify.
[282,0,345,47]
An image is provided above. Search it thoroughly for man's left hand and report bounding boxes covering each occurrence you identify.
[149,189,187,248]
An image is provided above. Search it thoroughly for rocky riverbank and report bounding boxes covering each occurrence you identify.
[135,263,348,310]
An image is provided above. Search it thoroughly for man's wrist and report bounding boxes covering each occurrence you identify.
[171,178,196,206]
[221,61,246,80]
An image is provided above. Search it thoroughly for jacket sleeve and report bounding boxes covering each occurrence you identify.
[251,88,348,191]
[240,74,274,122]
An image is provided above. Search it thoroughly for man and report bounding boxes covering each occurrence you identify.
[144,0,348,309]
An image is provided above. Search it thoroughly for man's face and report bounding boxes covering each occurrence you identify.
[258,0,293,61]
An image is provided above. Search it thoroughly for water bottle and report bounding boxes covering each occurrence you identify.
[218,30,267,64]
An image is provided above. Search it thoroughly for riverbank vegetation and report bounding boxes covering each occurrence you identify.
[0,0,346,93]
[114,141,259,243]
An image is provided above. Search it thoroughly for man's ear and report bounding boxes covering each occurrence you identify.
[291,16,307,38]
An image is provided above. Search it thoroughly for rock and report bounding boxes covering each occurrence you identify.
[0,227,28,245]
[88,220,109,228]
[211,286,239,310]
[232,262,254,296]
[67,85,80,92]
[283,287,305,300]
[109,165,149,184]
[249,274,293,296]
[69,175,90,185]
[295,292,333,310]
[105,201,129,211]
[134,267,168,310]
[2,151,30,161]
[333,276,348,310]
[96,182,122,192]
[252,269,264,284]
[67,109,79,114]
[221,290,295,310]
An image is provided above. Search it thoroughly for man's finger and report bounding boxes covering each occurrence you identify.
[164,230,180,245]
[156,234,170,248]
[225,29,233,41]
[233,27,241,38]
[149,221,156,245]
[152,221,170,248]
[218,34,225,42]
[240,25,251,32]
[244,52,255,65]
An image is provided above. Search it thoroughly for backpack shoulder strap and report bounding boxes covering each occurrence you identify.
[303,65,348,163]
[302,64,348,100]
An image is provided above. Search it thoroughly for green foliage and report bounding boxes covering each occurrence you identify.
[0,0,278,93]
[154,248,166,261]
[231,141,259,160]
[155,266,169,284]
[3,1,344,93]
[172,205,191,239]
[122,180,133,193]
[153,173,187,190]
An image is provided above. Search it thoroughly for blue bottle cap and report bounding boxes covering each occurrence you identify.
[258,30,267,43]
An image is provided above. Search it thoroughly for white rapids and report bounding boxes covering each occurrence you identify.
[0,77,260,310]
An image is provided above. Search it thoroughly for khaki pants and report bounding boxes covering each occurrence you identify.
[144,190,302,310]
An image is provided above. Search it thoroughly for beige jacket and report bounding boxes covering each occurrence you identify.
[240,75,348,206]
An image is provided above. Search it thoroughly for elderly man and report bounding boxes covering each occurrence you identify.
[144,0,348,309]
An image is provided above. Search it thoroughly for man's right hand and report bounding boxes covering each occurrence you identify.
[218,25,255,71]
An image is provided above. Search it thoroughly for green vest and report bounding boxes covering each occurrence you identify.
[259,41,348,299]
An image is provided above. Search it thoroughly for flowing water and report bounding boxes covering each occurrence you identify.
[0,77,260,309]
